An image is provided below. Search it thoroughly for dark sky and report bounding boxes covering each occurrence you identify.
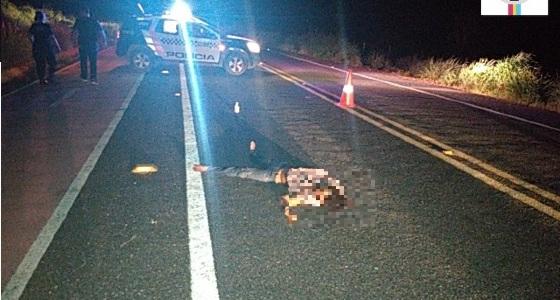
[13,0,560,70]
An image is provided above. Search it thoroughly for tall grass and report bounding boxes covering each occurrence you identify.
[2,0,119,86]
[2,0,36,28]
[414,57,463,86]
[1,0,76,69]
[268,29,558,109]
[458,53,542,103]
[543,76,560,106]
[367,51,392,70]
[1,0,73,28]
[272,32,362,67]
[390,52,556,108]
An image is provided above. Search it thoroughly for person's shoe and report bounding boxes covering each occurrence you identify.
[39,79,49,85]
[81,77,88,82]
[192,164,208,173]
[90,80,99,85]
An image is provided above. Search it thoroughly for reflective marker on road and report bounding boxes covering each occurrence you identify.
[175,92,181,97]
[250,140,256,151]
[161,69,170,75]
[1,73,146,300]
[131,164,159,175]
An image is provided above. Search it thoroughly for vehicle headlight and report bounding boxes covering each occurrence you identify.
[246,41,260,54]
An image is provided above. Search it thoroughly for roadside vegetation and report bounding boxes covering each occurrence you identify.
[1,0,118,87]
[260,33,559,112]
[261,31,363,68]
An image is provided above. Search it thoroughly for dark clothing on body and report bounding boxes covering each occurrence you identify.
[205,166,280,183]
[73,17,103,50]
[73,16,103,80]
[28,22,57,80]
[33,51,57,81]
[79,47,98,81]
[29,22,54,52]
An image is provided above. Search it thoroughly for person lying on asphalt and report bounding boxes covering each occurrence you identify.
[192,163,351,223]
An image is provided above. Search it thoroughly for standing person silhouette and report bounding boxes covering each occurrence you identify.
[72,7,106,85]
[28,11,61,85]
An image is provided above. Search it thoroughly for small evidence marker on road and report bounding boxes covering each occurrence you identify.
[234,101,240,114]
[443,150,454,156]
[161,69,170,75]
[131,163,159,175]
[175,92,181,97]
[249,140,256,151]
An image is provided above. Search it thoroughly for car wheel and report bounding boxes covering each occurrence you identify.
[130,48,152,71]
[224,52,248,76]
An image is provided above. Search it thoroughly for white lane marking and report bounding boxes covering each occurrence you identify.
[3,47,113,98]
[1,72,145,300]
[261,63,560,221]
[279,53,560,133]
[263,63,560,206]
[179,63,220,300]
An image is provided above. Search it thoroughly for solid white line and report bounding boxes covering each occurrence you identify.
[279,52,560,133]
[179,63,220,300]
[3,47,114,98]
[261,63,560,221]
[1,72,145,300]
[262,64,560,205]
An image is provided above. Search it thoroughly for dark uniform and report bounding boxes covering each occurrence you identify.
[28,22,57,82]
[73,16,104,81]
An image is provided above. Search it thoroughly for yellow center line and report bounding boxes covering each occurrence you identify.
[260,63,560,221]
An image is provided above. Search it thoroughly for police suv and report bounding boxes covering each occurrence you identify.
[116,14,261,76]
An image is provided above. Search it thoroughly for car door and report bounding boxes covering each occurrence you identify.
[149,18,186,61]
[185,23,221,64]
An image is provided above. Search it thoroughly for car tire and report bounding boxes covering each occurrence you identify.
[129,48,153,71]
[223,51,249,76]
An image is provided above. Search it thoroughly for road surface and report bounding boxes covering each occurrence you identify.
[2,49,559,299]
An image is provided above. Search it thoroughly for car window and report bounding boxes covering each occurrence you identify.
[188,24,218,39]
[156,19,179,35]
[137,20,151,31]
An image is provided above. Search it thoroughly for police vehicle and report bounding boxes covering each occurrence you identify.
[116,13,261,76]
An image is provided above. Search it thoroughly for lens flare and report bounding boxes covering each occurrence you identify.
[170,0,192,21]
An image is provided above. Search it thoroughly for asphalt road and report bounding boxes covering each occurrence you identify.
[3,51,560,299]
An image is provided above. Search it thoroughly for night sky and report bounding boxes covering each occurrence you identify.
[12,0,560,70]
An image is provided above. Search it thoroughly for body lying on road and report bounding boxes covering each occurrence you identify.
[192,162,351,223]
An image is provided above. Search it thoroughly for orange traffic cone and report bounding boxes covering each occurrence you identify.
[339,70,355,108]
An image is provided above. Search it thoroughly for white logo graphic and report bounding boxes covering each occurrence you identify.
[481,0,548,16]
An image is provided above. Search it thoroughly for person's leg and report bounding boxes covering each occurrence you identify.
[46,51,57,79]
[34,52,46,82]
[89,47,98,82]
[193,164,278,183]
[79,47,88,80]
